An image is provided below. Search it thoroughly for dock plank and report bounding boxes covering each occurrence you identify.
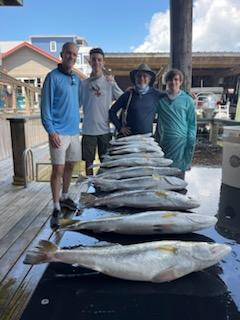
[0,216,53,320]
[0,185,51,258]
[0,183,50,241]
[0,177,82,320]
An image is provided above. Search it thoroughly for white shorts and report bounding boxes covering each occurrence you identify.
[49,135,81,165]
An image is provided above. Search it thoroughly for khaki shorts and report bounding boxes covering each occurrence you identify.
[49,135,81,165]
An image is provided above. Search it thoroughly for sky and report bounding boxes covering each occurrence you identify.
[1,0,240,52]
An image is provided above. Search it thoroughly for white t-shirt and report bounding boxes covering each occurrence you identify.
[81,75,123,135]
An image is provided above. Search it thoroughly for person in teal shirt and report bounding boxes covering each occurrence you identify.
[156,69,196,178]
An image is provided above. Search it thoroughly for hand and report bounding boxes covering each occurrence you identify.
[105,75,114,83]
[119,127,131,136]
[49,133,61,148]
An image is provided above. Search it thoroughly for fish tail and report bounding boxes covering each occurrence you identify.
[89,163,100,168]
[23,240,58,265]
[59,218,83,230]
[80,192,98,207]
[76,174,88,185]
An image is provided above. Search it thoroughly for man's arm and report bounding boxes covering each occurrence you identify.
[40,74,55,135]
[112,81,124,100]
[40,74,61,148]
[185,97,197,168]
[109,93,128,132]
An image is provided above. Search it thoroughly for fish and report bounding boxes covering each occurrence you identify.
[102,152,163,161]
[99,157,173,168]
[80,190,200,210]
[95,166,182,180]
[23,240,231,283]
[92,175,187,192]
[109,138,159,147]
[108,145,163,155]
[59,211,217,234]
[113,133,152,142]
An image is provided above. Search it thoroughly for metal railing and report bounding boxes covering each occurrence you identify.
[22,148,34,188]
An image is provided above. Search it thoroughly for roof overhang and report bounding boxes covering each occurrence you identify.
[0,0,23,5]
[104,52,240,77]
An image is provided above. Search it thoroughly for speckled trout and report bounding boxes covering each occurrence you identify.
[92,175,187,192]
[80,190,200,210]
[99,157,172,168]
[102,152,163,161]
[23,240,231,282]
[108,145,163,155]
[113,133,152,142]
[109,138,159,147]
[96,166,182,179]
[108,141,161,150]
[59,211,217,234]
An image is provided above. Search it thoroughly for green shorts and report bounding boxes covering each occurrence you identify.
[82,133,112,162]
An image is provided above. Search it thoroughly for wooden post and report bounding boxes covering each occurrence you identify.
[209,121,219,145]
[170,0,193,92]
[8,117,28,185]
[23,87,30,114]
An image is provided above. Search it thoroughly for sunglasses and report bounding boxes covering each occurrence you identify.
[71,74,76,86]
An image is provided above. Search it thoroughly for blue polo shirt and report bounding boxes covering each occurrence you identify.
[40,68,81,135]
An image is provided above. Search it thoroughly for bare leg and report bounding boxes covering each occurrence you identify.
[62,161,75,193]
[51,164,65,203]
[85,161,93,176]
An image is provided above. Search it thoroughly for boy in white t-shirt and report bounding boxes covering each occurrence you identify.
[81,48,123,176]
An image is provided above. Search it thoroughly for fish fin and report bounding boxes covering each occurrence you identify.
[80,193,97,207]
[59,218,82,230]
[152,174,161,181]
[89,163,100,168]
[95,242,122,248]
[23,240,58,265]
[152,267,176,283]
[155,191,168,197]
[161,213,177,218]
[153,224,174,233]
[157,245,177,253]
[76,174,88,184]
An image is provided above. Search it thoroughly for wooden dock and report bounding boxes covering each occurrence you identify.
[0,156,84,320]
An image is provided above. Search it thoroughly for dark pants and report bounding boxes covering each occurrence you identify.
[82,133,111,163]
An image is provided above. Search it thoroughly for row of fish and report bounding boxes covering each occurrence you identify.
[24,134,231,284]
[60,211,217,234]
[80,190,199,210]
[24,239,231,283]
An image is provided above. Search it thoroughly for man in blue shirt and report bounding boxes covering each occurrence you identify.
[41,42,81,228]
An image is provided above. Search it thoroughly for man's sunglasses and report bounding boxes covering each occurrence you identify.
[71,75,76,86]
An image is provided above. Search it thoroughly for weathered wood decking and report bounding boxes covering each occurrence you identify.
[0,153,83,320]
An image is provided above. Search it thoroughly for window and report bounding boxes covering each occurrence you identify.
[50,41,57,52]
[37,78,42,88]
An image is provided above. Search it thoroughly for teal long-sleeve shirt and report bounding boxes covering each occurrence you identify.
[157,90,196,172]
[40,68,81,135]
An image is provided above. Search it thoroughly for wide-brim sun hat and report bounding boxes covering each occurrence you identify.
[130,63,156,86]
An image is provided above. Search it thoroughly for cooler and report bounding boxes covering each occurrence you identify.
[222,126,240,188]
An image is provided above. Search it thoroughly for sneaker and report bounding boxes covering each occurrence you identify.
[60,197,78,211]
[50,209,60,229]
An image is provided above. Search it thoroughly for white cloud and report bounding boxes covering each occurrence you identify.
[134,0,240,52]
